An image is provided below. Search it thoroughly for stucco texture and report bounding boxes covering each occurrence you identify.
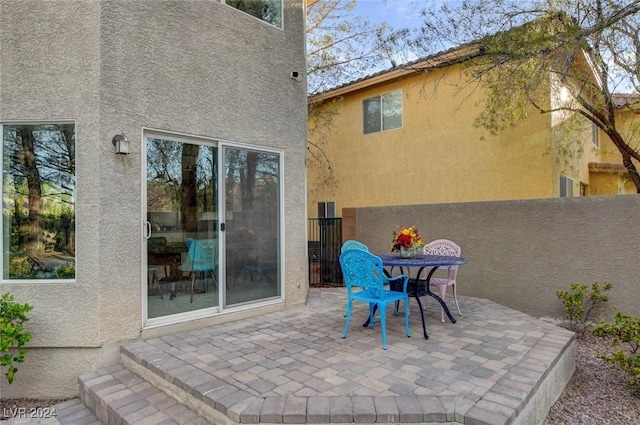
[307,65,558,217]
[1,0,308,398]
[349,194,640,321]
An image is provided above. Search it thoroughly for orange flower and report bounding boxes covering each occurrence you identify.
[391,226,423,252]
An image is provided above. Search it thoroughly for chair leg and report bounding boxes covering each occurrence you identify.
[209,270,218,291]
[404,296,411,338]
[452,283,462,315]
[190,272,196,303]
[368,303,376,328]
[437,284,447,323]
[342,299,353,338]
[379,303,388,350]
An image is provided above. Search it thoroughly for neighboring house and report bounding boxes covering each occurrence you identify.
[307,46,637,219]
[0,0,308,398]
[589,93,640,195]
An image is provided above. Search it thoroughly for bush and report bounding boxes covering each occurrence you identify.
[556,282,612,336]
[0,292,33,384]
[593,312,640,390]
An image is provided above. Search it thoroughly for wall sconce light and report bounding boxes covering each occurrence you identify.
[112,133,130,155]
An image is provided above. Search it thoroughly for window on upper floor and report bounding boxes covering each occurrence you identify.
[219,0,283,29]
[592,123,599,147]
[560,175,574,197]
[1,122,76,281]
[362,90,403,135]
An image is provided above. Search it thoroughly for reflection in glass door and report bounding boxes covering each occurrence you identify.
[223,146,281,307]
[145,134,219,319]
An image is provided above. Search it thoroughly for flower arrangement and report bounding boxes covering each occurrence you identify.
[391,226,423,253]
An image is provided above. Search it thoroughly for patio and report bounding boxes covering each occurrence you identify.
[66,287,575,425]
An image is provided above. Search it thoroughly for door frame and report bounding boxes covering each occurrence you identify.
[141,127,285,329]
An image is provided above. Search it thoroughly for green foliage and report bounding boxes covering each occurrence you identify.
[593,313,640,390]
[556,282,612,336]
[0,292,33,384]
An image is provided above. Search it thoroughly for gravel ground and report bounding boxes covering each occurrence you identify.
[544,332,640,425]
[2,333,638,423]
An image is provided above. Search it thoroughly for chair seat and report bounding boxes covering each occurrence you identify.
[430,277,454,286]
[351,288,407,304]
[422,239,462,323]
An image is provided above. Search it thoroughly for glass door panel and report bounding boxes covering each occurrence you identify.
[146,135,219,319]
[223,146,281,306]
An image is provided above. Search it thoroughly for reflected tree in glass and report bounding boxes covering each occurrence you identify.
[2,123,75,279]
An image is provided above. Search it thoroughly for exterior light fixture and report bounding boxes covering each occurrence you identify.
[112,133,130,155]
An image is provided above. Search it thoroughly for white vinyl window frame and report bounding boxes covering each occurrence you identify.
[141,127,286,329]
[362,90,403,135]
[560,175,574,197]
[1,120,77,284]
[317,201,336,218]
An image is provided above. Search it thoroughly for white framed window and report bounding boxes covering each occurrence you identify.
[1,122,76,281]
[560,175,574,197]
[317,201,335,218]
[363,90,403,135]
[219,0,283,29]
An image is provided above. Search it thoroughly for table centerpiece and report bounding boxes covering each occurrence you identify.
[391,225,424,258]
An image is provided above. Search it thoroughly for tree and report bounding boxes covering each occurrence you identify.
[407,0,640,192]
[306,0,408,190]
[3,124,75,262]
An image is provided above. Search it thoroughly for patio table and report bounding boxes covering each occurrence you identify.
[364,253,467,340]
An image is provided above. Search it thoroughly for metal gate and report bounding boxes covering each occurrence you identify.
[308,218,342,286]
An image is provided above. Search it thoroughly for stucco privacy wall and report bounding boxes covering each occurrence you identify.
[347,194,639,320]
[0,0,308,398]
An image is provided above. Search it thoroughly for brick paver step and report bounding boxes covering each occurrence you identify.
[0,398,100,425]
[78,364,210,425]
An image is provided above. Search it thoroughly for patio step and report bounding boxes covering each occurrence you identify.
[78,364,214,425]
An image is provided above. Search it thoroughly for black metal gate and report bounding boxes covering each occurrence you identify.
[308,218,343,286]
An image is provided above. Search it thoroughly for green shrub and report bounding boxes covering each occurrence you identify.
[593,312,640,390]
[556,282,612,336]
[0,292,33,384]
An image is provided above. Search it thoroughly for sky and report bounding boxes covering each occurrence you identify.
[352,0,427,33]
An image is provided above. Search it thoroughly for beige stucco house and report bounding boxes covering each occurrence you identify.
[307,46,638,219]
[1,0,308,398]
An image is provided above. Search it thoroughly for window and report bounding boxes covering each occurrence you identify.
[219,0,282,28]
[580,182,589,196]
[560,175,573,197]
[317,201,335,218]
[363,90,402,134]
[592,123,599,147]
[1,123,76,280]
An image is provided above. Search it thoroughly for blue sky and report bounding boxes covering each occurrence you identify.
[352,0,426,32]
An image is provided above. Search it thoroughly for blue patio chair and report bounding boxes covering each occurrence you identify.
[339,249,410,350]
[179,238,218,303]
[340,240,370,316]
[341,240,370,253]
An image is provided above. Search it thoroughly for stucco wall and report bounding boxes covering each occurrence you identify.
[307,64,559,218]
[1,0,307,398]
[348,194,639,321]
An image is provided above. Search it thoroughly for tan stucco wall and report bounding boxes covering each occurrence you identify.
[0,0,308,398]
[591,107,638,195]
[308,64,561,217]
[348,194,639,321]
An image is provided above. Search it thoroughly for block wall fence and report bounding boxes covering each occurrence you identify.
[342,195,639,320]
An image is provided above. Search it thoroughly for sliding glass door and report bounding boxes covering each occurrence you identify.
[145,133,219,320]
[223,146,281,307]
[143,131,282,324]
